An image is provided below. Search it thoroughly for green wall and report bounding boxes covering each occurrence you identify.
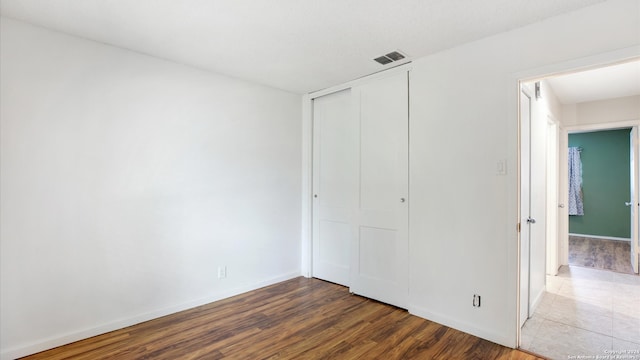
[568,129,631,238]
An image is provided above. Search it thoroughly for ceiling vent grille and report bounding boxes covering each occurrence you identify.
[374,50,406,65]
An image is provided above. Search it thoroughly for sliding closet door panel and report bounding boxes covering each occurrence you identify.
[312,89,355,286]
[358,227,397,281]
[351,71,409,309]
[360,102,399,212]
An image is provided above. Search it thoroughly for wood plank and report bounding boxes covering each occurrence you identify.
[20,277,545,360]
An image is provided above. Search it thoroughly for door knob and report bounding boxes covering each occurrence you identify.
[400,198,406,203]
[526,217,536,224]
[625,201,633,206]
[558,204,565,208]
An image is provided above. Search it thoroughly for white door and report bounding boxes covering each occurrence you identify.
[519,89,532,328]
[349,71,409,309]
[528,87,546,314]
[630,127,639,274]
[312,89,355,286]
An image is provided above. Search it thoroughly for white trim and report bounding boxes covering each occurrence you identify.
[308,63,413,100]
[409,305,515,349]
[506,70,520,351]
[0,272,301,360]
[569,233,631,242]
[558,127,570,267]
[514,46,640,83]
[565,119,639,133]
[521,83,534,98]
[301,94,313,278]
[529,287,545,315]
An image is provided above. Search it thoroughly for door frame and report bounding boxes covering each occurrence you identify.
[631,126,639,274]
[518,84,534,328]
[512,47,640,347]
[560,121,640,266]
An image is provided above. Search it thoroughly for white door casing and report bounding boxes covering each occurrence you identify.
[558,121,640,267]
[349,71,409,309]
[630,126,639,274]
[558,128,570,266]
[312,89,355,286]
[519,88,532,328]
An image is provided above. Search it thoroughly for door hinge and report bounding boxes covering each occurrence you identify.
[517,222,521,233]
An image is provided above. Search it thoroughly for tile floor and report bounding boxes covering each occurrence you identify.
[520,265,640,360]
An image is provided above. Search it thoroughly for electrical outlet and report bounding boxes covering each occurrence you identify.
[473,294,481,307]
[217,266,227,279]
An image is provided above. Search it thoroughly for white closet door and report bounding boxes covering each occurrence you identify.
[312,89,355,286]
[350,72,409,308]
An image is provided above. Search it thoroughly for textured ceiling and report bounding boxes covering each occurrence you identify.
[0,0,608,94]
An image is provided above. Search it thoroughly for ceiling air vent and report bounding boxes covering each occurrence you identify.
[374,50,406,65]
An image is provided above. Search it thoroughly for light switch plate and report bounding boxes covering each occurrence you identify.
[497,160,507,175]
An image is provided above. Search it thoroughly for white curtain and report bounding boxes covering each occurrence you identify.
[568,147,584,216]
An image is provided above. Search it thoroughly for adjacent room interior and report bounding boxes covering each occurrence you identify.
[518,61,640,358]
[1,1,639,359]
[567,128,633,273]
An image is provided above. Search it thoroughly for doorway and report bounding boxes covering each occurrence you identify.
[518,59,640,357]
[566,127,636,275]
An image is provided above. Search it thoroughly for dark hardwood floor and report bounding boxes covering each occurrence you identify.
[21,277,544,359]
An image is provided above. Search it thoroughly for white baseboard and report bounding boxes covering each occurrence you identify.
[569,233,631,242]
[529,287,544,315]
[1,271,301,360]
[408,305,516,349]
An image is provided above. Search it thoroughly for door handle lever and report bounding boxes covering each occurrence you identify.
[625,202,633,206]
[526,217,536,224]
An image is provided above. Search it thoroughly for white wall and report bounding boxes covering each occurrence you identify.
[561,95,640,126]
[0,18,302,359]
[408,0,639,348]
